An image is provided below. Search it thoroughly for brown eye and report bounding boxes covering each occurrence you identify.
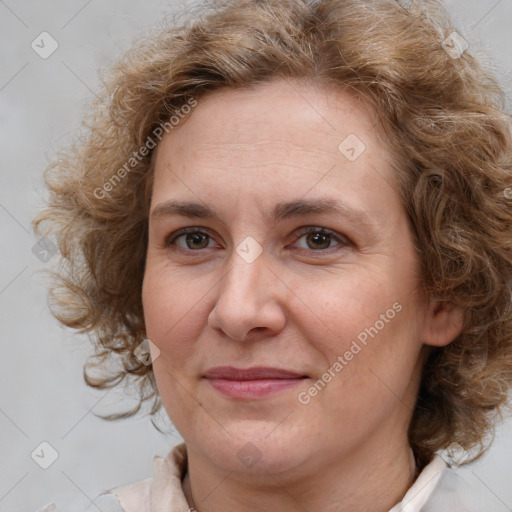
[165,228,216,251]
[292,227,350,253]
[305,231,332,250]
[183,232,210,250]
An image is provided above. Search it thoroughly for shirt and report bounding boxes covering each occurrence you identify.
[34,443,489,512]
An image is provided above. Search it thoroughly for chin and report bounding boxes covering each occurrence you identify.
[190,423,314,476]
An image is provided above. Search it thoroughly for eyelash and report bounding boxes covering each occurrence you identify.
[164,226,351,256]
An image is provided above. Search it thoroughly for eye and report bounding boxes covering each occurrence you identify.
[290,226,350,253]
[164,226,350,255]
[165,227,217,251]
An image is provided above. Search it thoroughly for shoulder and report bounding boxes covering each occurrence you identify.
[105,443,189,512]
[391,454,499,512]
[422,466,501,512]
[32,444,188,512]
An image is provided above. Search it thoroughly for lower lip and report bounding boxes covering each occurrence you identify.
[205,378,306,399]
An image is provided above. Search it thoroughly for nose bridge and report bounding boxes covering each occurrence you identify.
[220,211,269,298]
[208,239,285,340]
[222,242,268,303]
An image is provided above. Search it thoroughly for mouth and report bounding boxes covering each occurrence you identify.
[202,366,309,399]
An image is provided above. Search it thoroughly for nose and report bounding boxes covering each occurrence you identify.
[207,246,287,342]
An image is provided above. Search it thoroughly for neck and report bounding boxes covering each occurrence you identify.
[182,436,418,512]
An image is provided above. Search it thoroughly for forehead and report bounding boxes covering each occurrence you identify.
[157,79,383,152]
[151,79,399,214]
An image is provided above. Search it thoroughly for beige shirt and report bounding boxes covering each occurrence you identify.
[36,443,486,511]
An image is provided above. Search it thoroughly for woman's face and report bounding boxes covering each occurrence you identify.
[142,79,458,477]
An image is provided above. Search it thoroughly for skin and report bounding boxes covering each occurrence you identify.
[142,78,464,512]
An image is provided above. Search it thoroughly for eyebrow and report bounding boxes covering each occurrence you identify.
[150,198,377,232]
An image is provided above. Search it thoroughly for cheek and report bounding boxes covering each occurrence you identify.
[142,269,206,426]
[142,267,184,354]
[142,264,214,364]
[298,271,399,348]
[296,268,421,388]
[143,260,189,329]
[296,291,421,434]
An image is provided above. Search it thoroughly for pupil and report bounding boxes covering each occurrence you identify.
[188,233,208,249]
[308,232,330,249]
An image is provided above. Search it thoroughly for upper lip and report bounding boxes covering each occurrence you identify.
[203,366,307,380]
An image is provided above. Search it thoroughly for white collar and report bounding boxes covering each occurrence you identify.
[388,454,448,511]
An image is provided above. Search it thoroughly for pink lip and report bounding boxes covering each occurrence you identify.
[203,366,308,399]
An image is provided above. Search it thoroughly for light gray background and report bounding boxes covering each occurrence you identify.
[1,1,512,511]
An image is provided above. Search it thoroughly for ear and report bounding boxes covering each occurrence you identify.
[421,299,465,347]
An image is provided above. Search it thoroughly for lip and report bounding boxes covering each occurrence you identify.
[203,366,308,399]
[203,366,306,380]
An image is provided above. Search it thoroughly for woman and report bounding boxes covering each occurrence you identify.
[33,0,512,510]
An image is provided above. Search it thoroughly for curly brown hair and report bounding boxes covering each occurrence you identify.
[32,0,512,467]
